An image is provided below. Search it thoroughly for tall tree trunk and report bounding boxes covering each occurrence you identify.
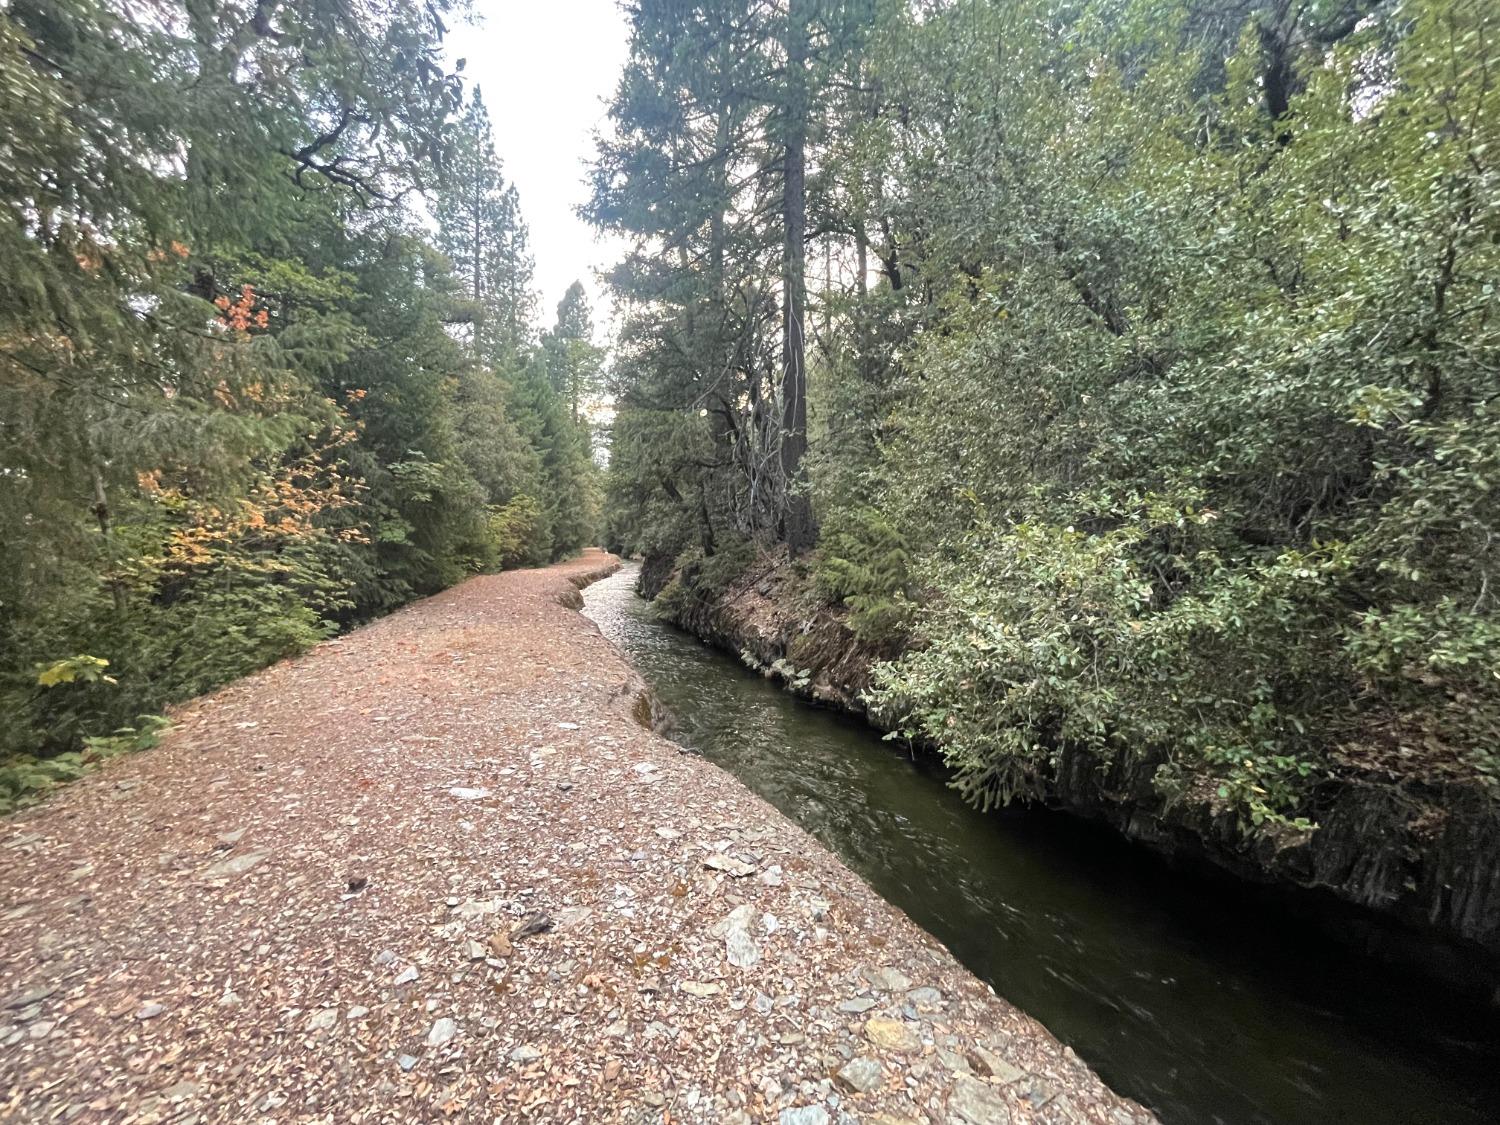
[91,461,126,613]
[472,173,484,360]
[854,216,875,395]
[779,0,816,555]
[704,97,734,550]
[855,220,868,299]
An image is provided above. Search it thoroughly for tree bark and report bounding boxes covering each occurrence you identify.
[704,96,736,544]
[472,167,484,360]
[779,0,816,555]
[91,462,126,613]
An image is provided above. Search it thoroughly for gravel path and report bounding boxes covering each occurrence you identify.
[0,551,1154,1125]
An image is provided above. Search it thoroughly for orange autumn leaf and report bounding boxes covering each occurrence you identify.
[215,284,270,333]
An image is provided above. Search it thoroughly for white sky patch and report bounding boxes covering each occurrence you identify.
[447,1,632,339]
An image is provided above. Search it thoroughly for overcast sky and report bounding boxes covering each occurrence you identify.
[446,1,632,339]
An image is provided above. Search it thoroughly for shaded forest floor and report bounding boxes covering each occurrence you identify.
[0,551,1150,1125]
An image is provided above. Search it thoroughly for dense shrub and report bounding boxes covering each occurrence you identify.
[865,0,1500,822]
[0,1,598,776]
[814,507,913,644]
[656,538,757,620]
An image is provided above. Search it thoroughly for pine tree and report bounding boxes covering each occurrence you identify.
[542,281,604,422]
[434,89,538,366]
[492,183,539,359]
[507,361,595,562]
[589,0,784,554]
[589,0,884,561]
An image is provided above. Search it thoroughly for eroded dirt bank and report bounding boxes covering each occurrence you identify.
[0,550,1152,1124]
[654,550,1500,1003]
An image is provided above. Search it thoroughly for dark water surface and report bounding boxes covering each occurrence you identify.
[582,565,1500,1125]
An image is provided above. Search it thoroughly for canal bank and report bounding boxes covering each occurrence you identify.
[645,549,1500,1003]
[586,562,1500,1125]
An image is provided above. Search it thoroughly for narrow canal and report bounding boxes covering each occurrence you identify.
[583,564,1500,1125]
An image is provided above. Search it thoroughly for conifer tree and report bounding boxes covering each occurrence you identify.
[543,281,605,423]
[507,360,596,562]
[0,0,591,778]
[590,0,882,559]
[434,89,538,366]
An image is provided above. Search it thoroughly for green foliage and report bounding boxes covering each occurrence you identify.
[0,755,87,815]
[602,403,716,563]
[595,0,1500,829]
[589,0,881,556]
[767,657,813,692]
[506,361,598,562]
[875,500,1341,827]
[862,0,1500,822]
[0,1,597,797]
[814,508,913,643]
[84,715,170,758]
[36,655,115,688]
[543,281,606,423]
[656,538,757,620]
[0,714,167,814]
[487,494,544,569]
[433,89,538,365]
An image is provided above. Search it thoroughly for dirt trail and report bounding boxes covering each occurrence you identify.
[0,551,1152,1125]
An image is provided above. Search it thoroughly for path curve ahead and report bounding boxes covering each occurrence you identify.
[0,551,1152,1125]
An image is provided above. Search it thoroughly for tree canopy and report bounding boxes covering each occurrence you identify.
[0,0,597,799]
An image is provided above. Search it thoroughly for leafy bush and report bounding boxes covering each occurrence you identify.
[84,715,171,758]
[0,1,600,801]
[874,499,1341,827]
[656,537,756,619]
[488,493,544,568]
[35,655,116,687]
[0,714,169,814]
[0,755,88,814]
[853,0,1500,825]
[815,507,913,644]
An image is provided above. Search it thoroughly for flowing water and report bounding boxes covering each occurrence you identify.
[583,565,1500,1125]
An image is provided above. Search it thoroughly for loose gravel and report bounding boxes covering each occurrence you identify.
[0,551,1156,1125]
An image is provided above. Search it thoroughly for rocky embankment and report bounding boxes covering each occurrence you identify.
[651,550,1500,1005]
[0,550,1153,1124]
